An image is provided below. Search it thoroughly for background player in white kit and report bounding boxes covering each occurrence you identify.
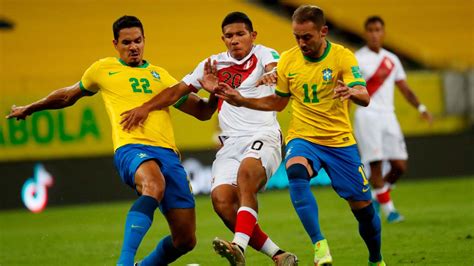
[120,12,297,266]
[354,16,433,223]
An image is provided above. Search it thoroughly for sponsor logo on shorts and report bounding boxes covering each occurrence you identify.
[138,153,149,159]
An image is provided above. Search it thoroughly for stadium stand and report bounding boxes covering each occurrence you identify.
[0,0,295,154]
[281,0,474,71]
[1,0,471,158]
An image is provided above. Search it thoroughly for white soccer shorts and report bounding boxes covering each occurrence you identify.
[354,109,408,164]
[210,131,282,191]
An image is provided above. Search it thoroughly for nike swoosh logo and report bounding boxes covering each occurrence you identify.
[362,187,370,193]
[293,199,304,205]
[288,73,298,77]
[131,225,144,229]
[109,71,121,76]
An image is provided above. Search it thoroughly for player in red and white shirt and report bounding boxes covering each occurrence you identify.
[120,12,297,266]
[354,16,433,223]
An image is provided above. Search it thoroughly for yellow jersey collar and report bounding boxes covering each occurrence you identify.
[303,40,331,63]
[118,58,149,68]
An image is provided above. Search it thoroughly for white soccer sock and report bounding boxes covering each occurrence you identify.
[233,233,251,250]
[375,183,395,216]
[260,238,280,258]
[381,200,395,216]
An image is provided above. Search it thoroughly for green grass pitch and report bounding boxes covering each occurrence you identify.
[1,177,473,265]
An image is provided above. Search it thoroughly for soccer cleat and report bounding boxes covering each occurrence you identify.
[387,211,404,223]
[273,251,298,266]
[368,260,386,266]
[314,239,332,266]
[212,237,246,266]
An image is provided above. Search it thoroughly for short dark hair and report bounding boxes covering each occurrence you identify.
[113,15,144,40]
[292,5,326,29]
[364,16,385,29]
[221,12,253,32]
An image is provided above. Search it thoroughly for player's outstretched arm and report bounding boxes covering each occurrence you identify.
[333,80,370,107]
[120,82,192,131]
[216,82,289,111]
[396,79,433,124]
[6,82,91,120]
[177,93,218,121]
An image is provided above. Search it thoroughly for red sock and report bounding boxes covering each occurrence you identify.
[248,223,268,250]
[235,207,257,236]
[376,190,391,204]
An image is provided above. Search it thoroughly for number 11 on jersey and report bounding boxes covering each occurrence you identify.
[303,83,319,103]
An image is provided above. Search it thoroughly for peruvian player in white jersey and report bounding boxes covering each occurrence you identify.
[182,44,281,138]
[120,11,297,266]
[354,16,433,223]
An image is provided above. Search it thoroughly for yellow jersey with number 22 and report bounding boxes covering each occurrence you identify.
[80,57,179,151]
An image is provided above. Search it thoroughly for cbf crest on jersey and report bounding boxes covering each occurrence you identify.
[151,70,160,80]
[322,68,333,84]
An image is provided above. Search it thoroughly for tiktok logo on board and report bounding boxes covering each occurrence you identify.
[21,164,54,213]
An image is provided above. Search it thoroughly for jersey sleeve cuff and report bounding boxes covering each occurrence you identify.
[347,81,367,88]
[275,89,291,97]
[79,81,96,94]
[173,94,190,108]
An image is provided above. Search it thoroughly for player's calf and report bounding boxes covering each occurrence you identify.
[351,203,383,264]
[211,187,238,231]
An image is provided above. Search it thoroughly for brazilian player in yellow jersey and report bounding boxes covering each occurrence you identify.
[6,16,219,266]
[80,57,180,151]
[217,5,386,266]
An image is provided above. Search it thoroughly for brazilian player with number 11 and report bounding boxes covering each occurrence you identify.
[6,16,221,265]
[216,5,386,266]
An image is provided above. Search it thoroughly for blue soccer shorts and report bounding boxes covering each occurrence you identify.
[285,138,371,201]
[114,144,195,213]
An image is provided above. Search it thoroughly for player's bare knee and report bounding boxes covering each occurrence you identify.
[173,234,197,252]
[140,181,164,201]
[392,161,407,177]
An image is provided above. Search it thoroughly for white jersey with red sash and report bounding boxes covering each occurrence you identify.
[182,44,281,136]
[355,46,406,113]
[183,45,283,191]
